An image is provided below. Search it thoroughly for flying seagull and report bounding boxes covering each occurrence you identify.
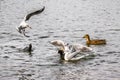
[16,6,45,37]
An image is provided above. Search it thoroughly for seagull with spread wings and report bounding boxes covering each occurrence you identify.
[50,40,93,61]
[16,6,45,37]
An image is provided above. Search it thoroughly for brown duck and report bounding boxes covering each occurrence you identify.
[83,34,106,45]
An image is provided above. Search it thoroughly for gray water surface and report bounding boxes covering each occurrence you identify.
[0,0,120,80]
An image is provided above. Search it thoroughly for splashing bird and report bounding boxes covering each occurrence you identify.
[16,6,45,37]
[50,40,93,61]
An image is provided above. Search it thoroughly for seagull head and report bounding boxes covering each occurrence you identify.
[58,48,65,60]
[58,49,64,54]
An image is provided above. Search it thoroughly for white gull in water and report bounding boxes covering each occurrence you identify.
[50,40,93,61]
[16,6,45,37]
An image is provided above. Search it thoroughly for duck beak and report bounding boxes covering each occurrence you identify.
[83,36,85,38]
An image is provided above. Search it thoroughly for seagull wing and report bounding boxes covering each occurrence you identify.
[64,51,80,60]
[70,54,90,61]
[24,6,45,21]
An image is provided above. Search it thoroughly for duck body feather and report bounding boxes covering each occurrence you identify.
[83,34,106,45]
[87,39,106,45]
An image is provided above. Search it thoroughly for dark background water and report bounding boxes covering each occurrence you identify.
[0,0,120,80]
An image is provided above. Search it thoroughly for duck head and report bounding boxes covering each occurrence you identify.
[83,34,91,44]
[83,34,90,39]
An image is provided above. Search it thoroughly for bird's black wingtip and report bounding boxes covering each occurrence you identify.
[41,6,45,11]
[43,6,45,8]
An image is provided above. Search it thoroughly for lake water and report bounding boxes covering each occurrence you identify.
[0,0,120,80]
